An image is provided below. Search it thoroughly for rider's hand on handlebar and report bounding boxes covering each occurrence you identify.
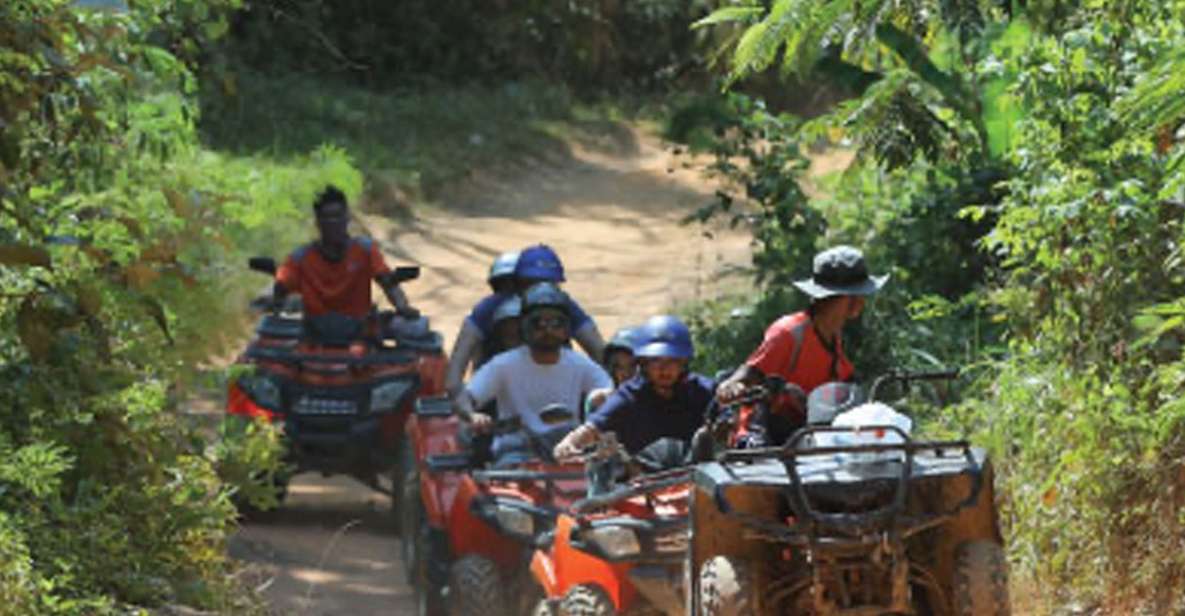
[468,413,494,434]
[716,379,747,404]
[553,441,581,462]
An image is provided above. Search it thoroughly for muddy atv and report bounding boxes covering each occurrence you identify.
[531,432,695,616]
[225,256,447,507]
[690,370,1010,616]
[406,405,588,616]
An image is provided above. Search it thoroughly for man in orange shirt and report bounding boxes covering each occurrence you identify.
[273,186,417,320]
[716,245,888,446]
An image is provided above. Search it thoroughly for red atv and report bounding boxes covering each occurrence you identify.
[405,406,588,616]
[530,434,694,616]
[225,256,447,505]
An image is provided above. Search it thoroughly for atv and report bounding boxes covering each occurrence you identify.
[530,432,695,616]
[225,256,447,506]
[689,370,1010,615]
[407,405,589,616]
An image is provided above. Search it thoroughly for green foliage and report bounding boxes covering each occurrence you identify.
[0,0,354,612]
[215,0,715,91]
[687,0,1185,610]
[199,70,582,198]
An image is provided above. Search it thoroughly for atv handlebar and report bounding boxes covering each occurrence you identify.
[868,368,959,401]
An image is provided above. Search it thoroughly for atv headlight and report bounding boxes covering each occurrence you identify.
[586,526,641,559]
[494,506,534,537]
[244,375,282,411]
[371,380,415,413]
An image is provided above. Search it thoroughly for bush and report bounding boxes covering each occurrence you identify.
[0,1,359,611]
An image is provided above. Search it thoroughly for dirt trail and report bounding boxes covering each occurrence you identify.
[230,125,752,615]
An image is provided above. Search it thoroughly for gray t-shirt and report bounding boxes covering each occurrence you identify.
[465,346,612,455]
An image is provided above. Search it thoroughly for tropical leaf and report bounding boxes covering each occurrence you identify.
[731,0,797,80]
[1116,46,1185,135]
[692,5,763,29]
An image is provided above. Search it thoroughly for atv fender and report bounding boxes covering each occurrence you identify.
[530,548,561,599]
[446,476,523,569]
[547,514,637,610]
[226,380,282,422]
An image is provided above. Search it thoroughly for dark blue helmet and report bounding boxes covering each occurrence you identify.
[603,326,641,361]
[488,251,520,287]
[514,244,565,282]
[522,282,571,317]
[635,315,694,360]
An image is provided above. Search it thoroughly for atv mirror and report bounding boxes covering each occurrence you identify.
[379,266,421,287]
[538,404,576,426]
[248,257,277,275]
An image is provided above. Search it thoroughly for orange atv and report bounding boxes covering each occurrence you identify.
[225,256,447,505]
[406,406,588,616]
[530,433,694,616]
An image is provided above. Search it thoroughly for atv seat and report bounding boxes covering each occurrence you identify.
[304,314,366,347]
[256,315,304,339]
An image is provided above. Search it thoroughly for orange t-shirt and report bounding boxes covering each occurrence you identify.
[275,238,389,318]
[745,311,853,393]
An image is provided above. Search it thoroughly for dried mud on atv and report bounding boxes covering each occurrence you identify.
[689,428,1009,616]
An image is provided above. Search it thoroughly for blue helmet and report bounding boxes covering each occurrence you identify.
[635,315,694,360]
[514,244,566,282]
[488,251,520,287]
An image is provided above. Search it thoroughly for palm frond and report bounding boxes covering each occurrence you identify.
[1116,46,1185,134]
[731,0,799,80]
[692,4,763,29]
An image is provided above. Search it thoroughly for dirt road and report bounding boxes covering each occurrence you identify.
[229,124,752,615]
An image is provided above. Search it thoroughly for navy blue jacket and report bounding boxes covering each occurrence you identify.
[588,373,716,455]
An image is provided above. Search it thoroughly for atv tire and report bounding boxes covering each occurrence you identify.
[700,556,757,616]
[448,555,507,616]
[561,585,614,616]
[953,541,1010,616]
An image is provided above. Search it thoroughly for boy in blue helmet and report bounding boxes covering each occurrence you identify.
[553,315,716,458]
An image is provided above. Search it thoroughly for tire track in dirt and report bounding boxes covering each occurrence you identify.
[230,125,751,615]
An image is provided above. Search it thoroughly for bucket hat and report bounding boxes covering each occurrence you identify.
[792,245,889,299]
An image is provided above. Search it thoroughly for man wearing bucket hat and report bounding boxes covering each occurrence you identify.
[552,315,716,459]
[716,245,889,445]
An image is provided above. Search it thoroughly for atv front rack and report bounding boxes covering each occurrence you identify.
[713,426,984,541]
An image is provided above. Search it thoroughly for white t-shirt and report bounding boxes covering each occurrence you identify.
[465,346,612,452]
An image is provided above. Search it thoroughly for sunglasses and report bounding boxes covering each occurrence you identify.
[529,316,569,330]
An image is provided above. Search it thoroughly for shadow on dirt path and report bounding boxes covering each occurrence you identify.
[231,124,751,615]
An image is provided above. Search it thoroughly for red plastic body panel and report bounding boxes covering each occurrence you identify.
[546,514,638,610]
[226,380,283,422]
[225,318,447,461]
[534,480,692,611]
